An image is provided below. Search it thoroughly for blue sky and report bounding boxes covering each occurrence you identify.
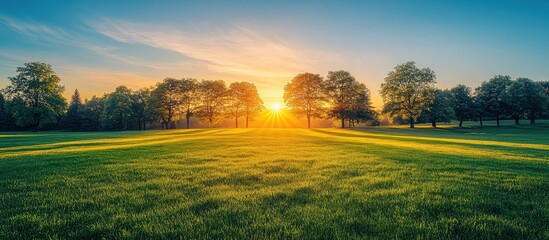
[1,0,548,107]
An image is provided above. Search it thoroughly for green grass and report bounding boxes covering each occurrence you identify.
[1,124,548,239]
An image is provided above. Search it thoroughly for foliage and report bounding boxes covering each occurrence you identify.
[65,89,82,131]
[422,89,455,127]
[80,95,105,131]
[450,84,475,127]
[132,87,152,130]
[283,73,326,128]
[180,78,201,129]
[148,78,184,129]
[103,86,135,130]
[475,75,512,126]
[197,80,227,126]
[506,78,547,124]
[0,93,17,131]
[325,70,375,127]
[2,62,67,131]
[380,61,436,128]
[227,82,263,128]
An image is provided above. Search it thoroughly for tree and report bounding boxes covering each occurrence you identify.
[450,84,475,127]
[227,82,263,128]
[325,70,374,128]
[283,73,326,128]
[3,62,67,131]
[81,95,104,131]
[540,81,549,118]
[507,78,546,125]
[65,89,83,131]
[380,61,436,128]
[197,80,227,127]
[423,89,455,128]
[347,86,376,127]
[132,88,151,130]
[180,79,200,129]
[0,93,17,131]
[149,78,183,129]
[472,94,484,126]
[104,86,134,130]
[475,75,512,126]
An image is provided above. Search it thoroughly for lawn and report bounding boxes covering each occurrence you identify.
[0,125,548,239]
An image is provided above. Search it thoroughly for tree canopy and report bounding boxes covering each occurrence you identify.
[475,75,512,126]
[283,73,326,128]
[380,61,436,128]
[450,85,475,127]
[3,62,67,131]
[197,80,227,127]
[227,82,263,128]
[2,61,548,131]
[325,70,375,128]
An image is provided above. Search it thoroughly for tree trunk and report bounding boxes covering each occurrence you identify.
[410,117,415,128]
[530,112,536,125]
[514,115,519,125]
[496,114,500,126]
[307,116,311,128]
[459,117,464,127]
[341,118,345,128]
[432,119,436,128]
[480,116,483,126]
[235,116,238,128]
[186,115,190,129]
[246,115,249,128]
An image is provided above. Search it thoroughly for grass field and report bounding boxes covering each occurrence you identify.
[1,123,548,239]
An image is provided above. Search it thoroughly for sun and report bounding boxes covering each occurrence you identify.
[270,103,282,112]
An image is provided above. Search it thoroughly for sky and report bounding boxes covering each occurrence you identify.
[0,0,548,108]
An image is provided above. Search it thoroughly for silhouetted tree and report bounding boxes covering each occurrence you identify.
[540,81,549,118]
[3,62,67,131]
[132,88,151,130]
[450,84,475,127]
[423,89,454,128]
[104,86,134,130]
[284,73,326,128]
[325,70,374,128]
[507,78,546,125]
[472,94,484,126]
[380,61,436,128]
[81,95,104,131]
[197,80,227,127]
[227,82,263,128]
[347,86,376,127]
[65,89,83,131]
[149,78,183,129]
[0,93,17,131]
[180,79,200,129]
[475,75,512,126]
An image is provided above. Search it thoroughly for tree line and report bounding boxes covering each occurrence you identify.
[0,62,263,131]
[379,61,549,128]
[283,71,376,128]
[0,61,548,131]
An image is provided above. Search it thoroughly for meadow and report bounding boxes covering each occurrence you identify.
[0,122,548,239]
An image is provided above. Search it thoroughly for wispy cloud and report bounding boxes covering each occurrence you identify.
[90,19,341,80]
[0,14,77,45]
[0,15,186,72]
